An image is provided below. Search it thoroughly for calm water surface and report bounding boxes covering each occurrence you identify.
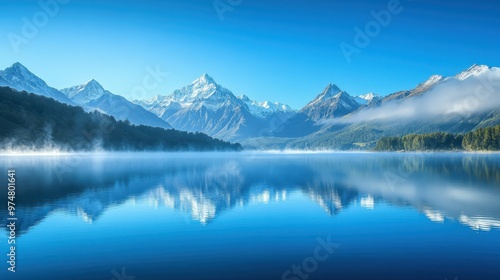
[1,152,500,280]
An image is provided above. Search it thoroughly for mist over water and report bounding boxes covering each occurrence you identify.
[1,152,500,280]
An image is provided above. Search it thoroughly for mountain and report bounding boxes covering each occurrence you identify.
[238,64,500,150]
[370,74,445,107]
[0,76,11,87]
[0,86,241,151]
[354,92,381,105]
[61,79,172,129]
[3,62,497,150]
[280,64,500,150]
[236,94,296,129]
[275,84,362,137]
[237,94,295,118]
[0,62,74,105]
[375,65,490,108]
[455,64,490,80]
[62,79,108,104]
[136,74,294,141]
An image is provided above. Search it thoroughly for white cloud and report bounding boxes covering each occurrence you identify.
[325,67,500,124]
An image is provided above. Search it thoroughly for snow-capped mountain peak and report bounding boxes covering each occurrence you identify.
[192,73,216,86]
[9,62,31,75]
[238,94,251,103]
[0,62,74,105]
[355,92,381,105]
[455,64,490,80]
[359,92,378,101]
[322,83,342,97]
[61,80,172,129]
[411,74,445,94]
[135,74,297,140]
[85,78,101,87]
[170,74,234,105]
[309,84,344,106]
[276,83,362,137]
[1,62,48,87]
[61,79,108,103]
[422,75,444,86]
[237,95,295,118]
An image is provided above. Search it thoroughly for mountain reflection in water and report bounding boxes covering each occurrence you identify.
[2,152,499,234]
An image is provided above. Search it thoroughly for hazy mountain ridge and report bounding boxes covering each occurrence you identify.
[247,64,500,150]
[0,86,241,152]
[275,84,362,137]
[61,79,172,129]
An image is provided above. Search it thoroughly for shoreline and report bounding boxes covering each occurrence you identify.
[1,149,500,157]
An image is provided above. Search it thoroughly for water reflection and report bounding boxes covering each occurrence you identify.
[1,152,500,234]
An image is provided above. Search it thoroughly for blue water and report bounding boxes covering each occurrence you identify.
[1,152,500,280]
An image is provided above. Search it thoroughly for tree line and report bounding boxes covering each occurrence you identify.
[375,125,500,151]
[0,87,242,151]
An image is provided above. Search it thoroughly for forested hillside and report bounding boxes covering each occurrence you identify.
[0,87,242,151]
[374,126,500,151]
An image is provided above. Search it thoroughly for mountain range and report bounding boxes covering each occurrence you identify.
[243,64,500,149]
[275,84,362,137]
[1,62,499,150]
[0,63,172,130]
[61,79,172,130]
[134,74,295,140]
[0,86,240,151]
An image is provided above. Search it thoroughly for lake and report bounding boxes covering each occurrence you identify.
[1,152,500,280]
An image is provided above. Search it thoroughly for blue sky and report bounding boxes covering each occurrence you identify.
[1,0,499,109]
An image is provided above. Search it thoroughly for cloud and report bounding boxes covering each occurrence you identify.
[324,67,500,124]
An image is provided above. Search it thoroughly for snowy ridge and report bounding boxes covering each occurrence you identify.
[418,75,444,88]
[355,92,381,105]
[0,63,74,105]
[139,74,239,112]
[237,94,295,118]
[61,80,172,129]
[2,62,497,144]
[135,74,253,140]
[135,74,295,140]
[60,79,109,104]
[302,84,361,119]
[308,84,343,106]
[455,64,490,80]
[171,73,235,105]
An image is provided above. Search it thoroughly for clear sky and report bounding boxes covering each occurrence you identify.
[1,0,499,109]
